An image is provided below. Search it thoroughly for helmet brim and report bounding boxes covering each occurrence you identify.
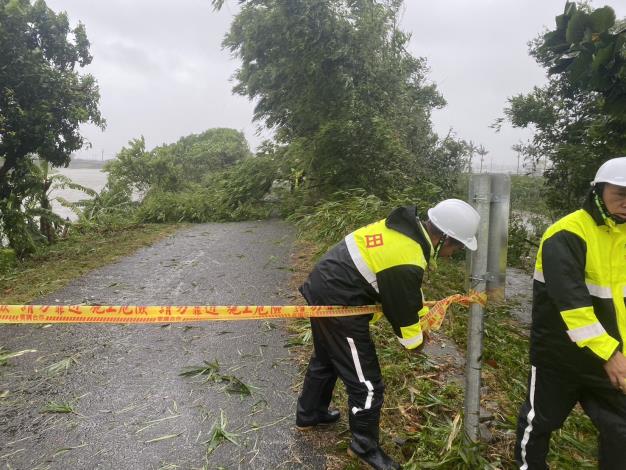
[464,237,478,251]
[592,179,626,187]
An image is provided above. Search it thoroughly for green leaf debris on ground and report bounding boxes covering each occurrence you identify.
[45,356,79,377]
[205,410,239,456]
[179,360,220,378]
[180,361,253,396]
[0,348,37,366]
[42,401,75,414]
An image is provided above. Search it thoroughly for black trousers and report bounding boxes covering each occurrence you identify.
[515,365,626,469]
[297,314,385,452]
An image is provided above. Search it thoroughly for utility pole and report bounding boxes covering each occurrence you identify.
[477,145,488,174]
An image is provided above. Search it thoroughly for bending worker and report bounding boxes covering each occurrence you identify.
[516,157,626,469]
[295,200,480,470]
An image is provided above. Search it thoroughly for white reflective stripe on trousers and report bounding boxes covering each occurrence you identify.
[520,365,537,470]
[345,233,379,293]
[346,337,374,415]
[533,269,544,283]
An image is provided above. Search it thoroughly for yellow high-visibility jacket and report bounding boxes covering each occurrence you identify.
[299,206,432,349]
[531,195,626,376]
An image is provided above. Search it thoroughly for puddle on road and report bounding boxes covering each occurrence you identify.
[505,267,533,325]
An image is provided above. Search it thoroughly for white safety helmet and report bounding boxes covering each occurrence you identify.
[427,199,480,251]
[591,157,626,187]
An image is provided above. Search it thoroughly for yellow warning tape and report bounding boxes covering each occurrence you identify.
[421,292,487,331]
[0,292,486,331]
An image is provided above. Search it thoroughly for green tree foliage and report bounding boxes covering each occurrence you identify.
[500,3,626,214]
[105,129,252,194]
[536,2,626,118]
[0,0,103,254]
[154,128,252,185]
[216,154,276,212]
[104,137,173,194]
[104,128,277,223]
[215,0,461,199]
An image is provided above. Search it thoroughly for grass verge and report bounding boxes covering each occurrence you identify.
[446,299,598,468]
[289,241,598,469]
[0,224,179,304]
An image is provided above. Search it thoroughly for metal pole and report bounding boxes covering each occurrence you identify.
[486,174,511,302]
[464,174,491,441]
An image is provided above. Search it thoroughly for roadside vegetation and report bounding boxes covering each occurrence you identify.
[506,175,552,271]
[0,223,178,304]
[2,0,625,468]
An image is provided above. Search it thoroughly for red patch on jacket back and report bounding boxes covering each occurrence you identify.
[365,234,384,248]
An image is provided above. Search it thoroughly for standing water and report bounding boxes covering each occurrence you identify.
[50,166,108,221]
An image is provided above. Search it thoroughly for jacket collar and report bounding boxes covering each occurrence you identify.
[385,206,433,263]
[582,189,609,226]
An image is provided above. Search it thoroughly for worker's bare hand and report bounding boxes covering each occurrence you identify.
[603,350,626,393]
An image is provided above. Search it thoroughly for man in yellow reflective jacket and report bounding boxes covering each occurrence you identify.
[295,200,479,470]
[516,157,626,469]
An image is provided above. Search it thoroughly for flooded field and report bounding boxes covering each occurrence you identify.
[50,167,108,221]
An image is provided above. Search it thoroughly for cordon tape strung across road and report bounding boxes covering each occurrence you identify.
[0,292,486,332]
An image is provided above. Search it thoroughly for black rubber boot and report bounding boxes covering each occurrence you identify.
[347,444,400,470]
[347,410,400,469]
[296,409,340,430]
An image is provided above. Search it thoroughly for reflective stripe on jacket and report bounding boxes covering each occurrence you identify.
[531,194,626,375]
[299,206,432,349]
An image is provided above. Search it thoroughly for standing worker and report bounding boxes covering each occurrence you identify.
[516,157,626,469]
[295,200,480,469]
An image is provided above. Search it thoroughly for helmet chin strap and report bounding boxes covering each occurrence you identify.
[433,234,448,260]
[593,189,626,224]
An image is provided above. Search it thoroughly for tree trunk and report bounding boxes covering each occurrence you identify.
[39,179,55,243]
[0,155,17,201]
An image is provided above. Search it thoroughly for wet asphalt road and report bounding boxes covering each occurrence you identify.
[0,221,324,470]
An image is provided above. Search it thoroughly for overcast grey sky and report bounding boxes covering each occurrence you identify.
[47,0,626,170]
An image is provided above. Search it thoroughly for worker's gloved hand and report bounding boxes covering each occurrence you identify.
[603,350,626,394]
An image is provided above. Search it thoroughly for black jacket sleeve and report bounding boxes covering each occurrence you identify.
[542,230,590,311]
[376,264,425,338]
